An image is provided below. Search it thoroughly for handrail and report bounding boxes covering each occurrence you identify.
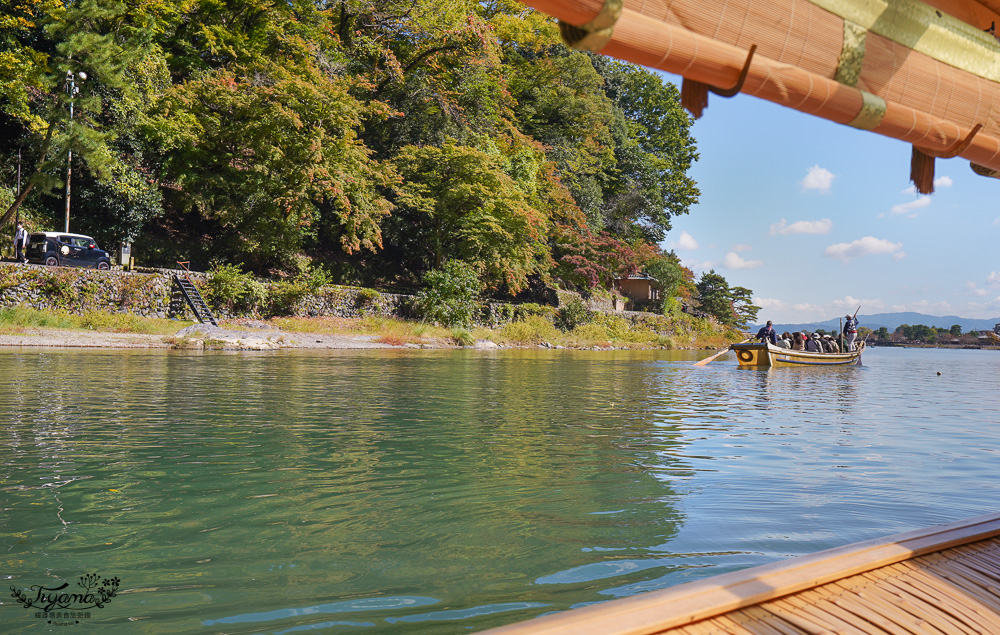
[176,261,192,284]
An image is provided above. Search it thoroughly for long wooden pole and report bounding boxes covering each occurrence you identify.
[693,338,749,367]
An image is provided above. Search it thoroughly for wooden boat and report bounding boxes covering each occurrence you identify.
[730,340,865,367]
[517,0,1000,193]
[482,512,1000,634]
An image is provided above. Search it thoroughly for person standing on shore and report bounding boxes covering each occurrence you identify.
[13,222,27,263]
[844,314,859,351]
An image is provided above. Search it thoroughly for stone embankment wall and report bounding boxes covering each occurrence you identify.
[0,263,679,332]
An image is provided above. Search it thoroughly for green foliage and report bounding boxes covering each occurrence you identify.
[207,263,267,314]
[80,310,143,332]
[515,303,555,319]
[571,322,609,343]
[693,270,758,328]
[392,139,546,292]
[0,305,76,329]
[416,260,483,328]
[354,288,381,311]
[554,297,592,332]
[451,327,475,347]
[498,315,559,344]
[895,323,939,342]
[642,248,694,299]
[0,0,718,309]
[35,268,77,304]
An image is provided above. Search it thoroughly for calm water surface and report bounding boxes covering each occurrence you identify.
[1,346,998,633]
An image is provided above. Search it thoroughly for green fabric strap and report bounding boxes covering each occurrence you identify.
[559,0,624,52]
[848,90,887,130]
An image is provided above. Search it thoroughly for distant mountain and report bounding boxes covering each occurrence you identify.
[752,312,1000,334]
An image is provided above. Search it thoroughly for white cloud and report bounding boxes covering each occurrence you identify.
[801,165,834,193]
[824,236,905,262]
[966,282,988,297]
[669,231,699,250]
[934,175,954,188]
[988,272,1000,287]
[890,196,931,215]
[769,218,833,235]
[732,244,752,252]
[723,252,763,269]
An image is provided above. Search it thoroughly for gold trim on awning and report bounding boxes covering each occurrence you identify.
[811,0,1000,82]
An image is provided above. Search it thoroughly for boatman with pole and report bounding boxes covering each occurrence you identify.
[844,311,860,351]
[756,320,777,345]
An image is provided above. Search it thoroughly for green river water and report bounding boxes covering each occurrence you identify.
[2,347,999,633]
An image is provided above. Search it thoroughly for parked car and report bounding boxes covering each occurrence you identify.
[25,232,112,270]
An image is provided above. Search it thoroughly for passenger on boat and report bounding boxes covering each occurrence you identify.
[825,335,840,353]
[805,332,823,353]
[792,332,806,351]
[756,320,777,344]
[844,315,859,351]
[778,332,792,348]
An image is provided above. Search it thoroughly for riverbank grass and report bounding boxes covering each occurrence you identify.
[0,306,194,335]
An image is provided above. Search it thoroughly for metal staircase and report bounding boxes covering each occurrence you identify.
[171,262,218,326]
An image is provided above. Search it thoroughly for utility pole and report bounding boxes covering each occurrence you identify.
[64,70,86,233]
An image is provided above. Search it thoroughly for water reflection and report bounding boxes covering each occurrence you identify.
[1,350,690,633]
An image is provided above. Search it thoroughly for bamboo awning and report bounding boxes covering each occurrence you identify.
[481,512,1000,634]
[519,0,1000,192]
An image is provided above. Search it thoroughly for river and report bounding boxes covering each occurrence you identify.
[2,346,998,633]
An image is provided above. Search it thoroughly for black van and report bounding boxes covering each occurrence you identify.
[26,232,112,269]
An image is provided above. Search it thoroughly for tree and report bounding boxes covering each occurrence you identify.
[1,0,158,227]
[550,224,639,291]
[877,326,890,340]
[591,57,699,242]
[641,247,693,299]
[729,286,759,328]
[950,324,962,337]
[695,270,737,326]
[147,58,395,269]
[391,139,546,292]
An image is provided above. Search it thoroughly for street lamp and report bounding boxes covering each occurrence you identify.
[64,70,86,233]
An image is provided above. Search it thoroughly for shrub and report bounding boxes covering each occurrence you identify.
[207,263,267,314]
[266,279,311,316]
[571,323,609,344]
[554,297,592,331]
[451,327,475,347]
[515,303,555,320]
[354,288,381,312]
[264,265,332,316]
[416,260,483,328]
[35,269,77,304]
[499,315,559,345]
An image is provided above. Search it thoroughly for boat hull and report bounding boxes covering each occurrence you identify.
[730,341,864,367]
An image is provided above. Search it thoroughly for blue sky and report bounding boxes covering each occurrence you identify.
[656,72,1000,324]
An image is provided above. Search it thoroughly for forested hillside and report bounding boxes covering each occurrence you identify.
[0,0,760,325]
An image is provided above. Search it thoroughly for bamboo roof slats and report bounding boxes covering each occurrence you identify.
[519,0,1000,191]
[480,513,1000,634]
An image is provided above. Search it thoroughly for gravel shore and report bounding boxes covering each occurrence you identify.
[0,324,397,350]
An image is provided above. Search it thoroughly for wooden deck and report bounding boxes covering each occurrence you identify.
[483,513,1000,634]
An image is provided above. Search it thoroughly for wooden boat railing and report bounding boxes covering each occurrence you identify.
[482,512,1000,634]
